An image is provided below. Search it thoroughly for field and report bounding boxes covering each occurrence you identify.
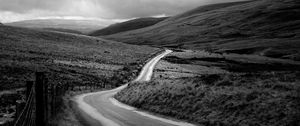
[0,25,159,124]
[115,50,300,126]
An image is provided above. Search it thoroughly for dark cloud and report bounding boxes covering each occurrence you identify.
[0,0,248,23]
[97,0,247,19]
[0,0,64,13]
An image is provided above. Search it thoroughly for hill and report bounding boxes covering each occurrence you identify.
[43,28,84,34]
[0,25,158,90]
[0,25,159,125]
[5,19,106,34]
[89,17,168,36]
[103,0,300,61]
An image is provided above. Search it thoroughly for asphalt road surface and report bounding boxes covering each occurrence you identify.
[75,50,196,126]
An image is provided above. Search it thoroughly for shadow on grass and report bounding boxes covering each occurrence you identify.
[163,56,300,72]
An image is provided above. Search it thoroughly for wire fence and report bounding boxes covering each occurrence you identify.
[9,49,165,126]
[11,72,106,126]
[14,82,35,126]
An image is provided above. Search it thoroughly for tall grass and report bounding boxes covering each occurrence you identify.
[115,72,300,126]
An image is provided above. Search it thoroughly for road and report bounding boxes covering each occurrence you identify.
[75,49,195,126]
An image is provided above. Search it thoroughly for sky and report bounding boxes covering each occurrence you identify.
[0,0,247,25]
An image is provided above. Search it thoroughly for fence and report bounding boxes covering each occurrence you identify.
[11,49,165,126]
[12,72,106,126]
[13,81,35,126]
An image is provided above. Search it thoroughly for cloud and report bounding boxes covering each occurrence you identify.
[80,0,247,19]
[0,0,63,13]
[0,0,247,23]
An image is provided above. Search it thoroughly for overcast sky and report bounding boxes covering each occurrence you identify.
[0,0,247,24]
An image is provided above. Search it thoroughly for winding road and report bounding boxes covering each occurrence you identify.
[75,50,195,126]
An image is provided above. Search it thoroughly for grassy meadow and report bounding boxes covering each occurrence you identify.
[115,50,300,126]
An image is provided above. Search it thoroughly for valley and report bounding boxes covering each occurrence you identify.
[0,0,299,126]
[5,19,106,34]
[90,17,168,36]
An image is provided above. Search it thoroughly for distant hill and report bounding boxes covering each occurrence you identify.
[5,19,105,34]
[43,28,83,34]
[103,0,300,60]
[89,17,168,36]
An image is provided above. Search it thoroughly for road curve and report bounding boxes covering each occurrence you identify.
[75,50,196,126]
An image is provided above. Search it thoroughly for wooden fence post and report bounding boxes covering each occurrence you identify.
[26,81,33,100]
[35,72,45,126]
[44,76,48,123]
[51,84,55,117]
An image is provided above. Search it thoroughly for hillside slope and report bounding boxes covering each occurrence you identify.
[89,17,168,36]
[0,25,159,124]
[43,28,84,34]
[0,25,158,90]
[103,0,300,60]
[5,19,105,34]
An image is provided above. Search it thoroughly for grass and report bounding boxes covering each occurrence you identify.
[0,25,159,90]
[49,89,103,126]
[90,17,168,36]
[163,56,300,72]
[115,49,300,126]
[0,25,159,125]
[116,72,300,126]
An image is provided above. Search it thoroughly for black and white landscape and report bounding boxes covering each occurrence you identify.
[0,0,299,126]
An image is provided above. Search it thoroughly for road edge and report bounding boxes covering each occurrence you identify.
[74,49,196,126]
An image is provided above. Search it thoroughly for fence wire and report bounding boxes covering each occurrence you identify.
[14,86,35,126]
